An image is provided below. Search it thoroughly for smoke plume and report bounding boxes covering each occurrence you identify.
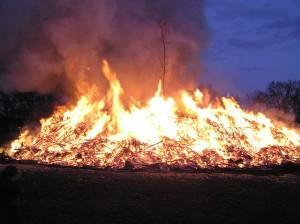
[0,0,208,100]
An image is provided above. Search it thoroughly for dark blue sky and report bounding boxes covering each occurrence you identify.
[203,0,300,95]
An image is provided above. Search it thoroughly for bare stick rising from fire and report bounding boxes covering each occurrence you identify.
[2,60,300,169]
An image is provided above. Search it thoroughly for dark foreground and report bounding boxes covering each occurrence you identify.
[0,163,299,224]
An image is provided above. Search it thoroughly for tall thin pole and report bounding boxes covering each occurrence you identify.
[158,21,167,96]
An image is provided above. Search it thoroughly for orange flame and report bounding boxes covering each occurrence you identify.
[2,60,300,169]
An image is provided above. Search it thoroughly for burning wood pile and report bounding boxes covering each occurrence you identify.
[1,60,299,170]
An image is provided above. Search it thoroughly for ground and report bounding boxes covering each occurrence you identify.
[0,163,299,224]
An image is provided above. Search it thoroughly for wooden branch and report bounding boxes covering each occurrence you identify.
[158,21,167,96]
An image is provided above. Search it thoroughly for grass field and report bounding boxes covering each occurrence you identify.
[0,163,299,224]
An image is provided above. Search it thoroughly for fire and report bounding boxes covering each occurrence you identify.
[2,60,300,169]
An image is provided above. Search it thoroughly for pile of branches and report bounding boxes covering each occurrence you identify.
[12,136,300,170]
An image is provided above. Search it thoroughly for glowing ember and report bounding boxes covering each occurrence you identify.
[1,60,300,169]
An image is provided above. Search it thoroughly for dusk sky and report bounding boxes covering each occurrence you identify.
[203,0,300,95]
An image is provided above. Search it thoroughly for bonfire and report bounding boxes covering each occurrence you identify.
[1,60,299,169]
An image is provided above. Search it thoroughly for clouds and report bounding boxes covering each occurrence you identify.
[206,0,300,53]
[203,0,300,94]
[264,16,300,40]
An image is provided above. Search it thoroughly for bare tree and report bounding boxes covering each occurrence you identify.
[249,80,300,123]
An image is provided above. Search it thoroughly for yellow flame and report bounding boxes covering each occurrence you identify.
[2,59,300,168]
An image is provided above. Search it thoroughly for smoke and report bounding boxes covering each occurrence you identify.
[0,0,208,99]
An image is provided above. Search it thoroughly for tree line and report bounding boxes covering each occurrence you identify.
[0,91,55,145]
[248,80,300,123]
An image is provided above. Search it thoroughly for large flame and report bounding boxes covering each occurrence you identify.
[2,60,300,169]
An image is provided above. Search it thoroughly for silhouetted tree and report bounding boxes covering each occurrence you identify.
[249,80,300,123]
